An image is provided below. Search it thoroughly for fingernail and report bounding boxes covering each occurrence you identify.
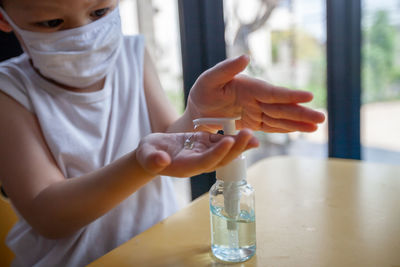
[237,54,250,61]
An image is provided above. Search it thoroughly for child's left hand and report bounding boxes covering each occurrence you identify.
[187,55,326,133]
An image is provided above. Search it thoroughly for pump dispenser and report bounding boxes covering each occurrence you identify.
[193,118,256,263]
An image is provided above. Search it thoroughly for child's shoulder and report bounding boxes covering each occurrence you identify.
[0,53,30,73]
[117,35,146,75]
[0,53,33,88]
[0,53,34,112]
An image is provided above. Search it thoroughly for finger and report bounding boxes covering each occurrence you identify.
[153,151,171,168]
[237,113,262,131]
[161,136,235,177]
[217,129,255,167]
[209,132,226,143]
[261,103,326,124]
[200,55,250,86]
[209,130,259,150]
[234,75,314,104]
[245,136,260,150]
[146,151,171,173]
[192,137,235,170]
[202,134,259,173]
[240,108,263,130]
[262,113,318,132]
[137,144,171,174]
[235,129,259,151]
[192,131,226,146]
[236,114,292,133]
[260,124,291,133]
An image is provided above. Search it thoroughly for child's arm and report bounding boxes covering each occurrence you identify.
[143,52,325,134]
[0,92,257,239]
[142,49,182,132]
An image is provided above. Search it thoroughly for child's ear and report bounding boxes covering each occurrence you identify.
[0,13,13,33]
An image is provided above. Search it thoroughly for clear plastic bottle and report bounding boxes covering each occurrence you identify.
[193,117,256,262]
[209,167,256,262]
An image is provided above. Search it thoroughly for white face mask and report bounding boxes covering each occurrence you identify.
[0,7,123,88]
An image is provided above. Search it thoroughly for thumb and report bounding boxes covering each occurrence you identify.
[146,151,171,174]
[200,55,250,86]
[137,146,171,175]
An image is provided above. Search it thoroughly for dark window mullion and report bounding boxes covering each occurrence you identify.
[178,0,226,199]
[327,0,362,159]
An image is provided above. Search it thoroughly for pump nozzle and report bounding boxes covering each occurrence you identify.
[193,117,239,135]
[194,117,246,232]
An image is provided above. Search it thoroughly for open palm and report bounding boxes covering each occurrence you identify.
[136,130,258,177]
[187,55,325,133]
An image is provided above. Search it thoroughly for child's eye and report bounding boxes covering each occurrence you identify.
[36,19,64,28]
[91,8,110,19]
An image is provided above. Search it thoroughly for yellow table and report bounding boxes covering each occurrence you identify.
[89,156,400,267]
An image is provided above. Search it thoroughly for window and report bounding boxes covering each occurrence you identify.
[223,0,328,164]
[120,0,184,113]
[362,0,400,164]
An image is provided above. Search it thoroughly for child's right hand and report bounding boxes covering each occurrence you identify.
[135,129,259,177]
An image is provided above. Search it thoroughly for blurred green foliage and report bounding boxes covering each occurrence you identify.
[267,9,400,108]
[271,29,327,108]
[363,10,400,103]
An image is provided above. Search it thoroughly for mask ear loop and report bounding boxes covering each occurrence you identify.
[0,7,31,55]
[0,7,18,30]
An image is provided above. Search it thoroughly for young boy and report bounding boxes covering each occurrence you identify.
[0,0,325,266]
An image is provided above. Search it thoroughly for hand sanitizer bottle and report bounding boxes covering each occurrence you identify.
[193,118,256,262]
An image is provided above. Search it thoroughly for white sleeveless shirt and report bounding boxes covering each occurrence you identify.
[0,35,178,266]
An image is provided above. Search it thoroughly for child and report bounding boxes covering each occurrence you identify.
[0,0,325,266]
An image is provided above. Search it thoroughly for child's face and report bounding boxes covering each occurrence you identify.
[0,0,118,33]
